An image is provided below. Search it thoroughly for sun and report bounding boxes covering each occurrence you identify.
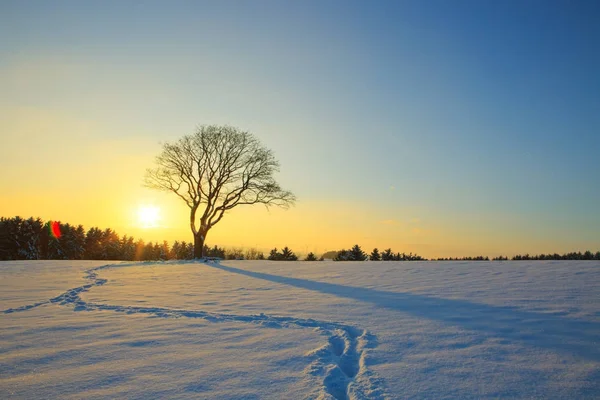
[137,205,160,228]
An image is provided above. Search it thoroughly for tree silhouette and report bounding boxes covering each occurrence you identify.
[267,246,297,261]
[381,248,393,261]
[370,248,381,261]
[333,249,351,261]
[268,248,280,261]
[281,246,298,261]
[350,244,367,261]
[333,245,367,261]
[84,227,104,260]
[145,125,295,258]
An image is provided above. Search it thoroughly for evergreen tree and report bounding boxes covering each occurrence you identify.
[333,249,351,261]
[370,248,381,261]
[177,241,189,259]
[0,217,10,259]
[84,227,104,260]
[72,225,86,259]
[0,216,43,260]
[45,221,63,259]
[280,246,297,261]
[23,217,44,259]
[185,242,194,259]
[119,235,135,261]
[304,252,317,261]
[58,222,81,259]
[142,242,155,260]
[103,228,121,260]
[49,222,85,260]
[171,241,181,259]
[268,248,280,261]
[381,248,393,261]
[153,242,162,260]
[350,244,367,261]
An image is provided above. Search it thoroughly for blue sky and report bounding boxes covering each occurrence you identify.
[1,1,598,256]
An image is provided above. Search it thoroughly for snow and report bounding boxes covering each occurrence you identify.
[1,260,599,399]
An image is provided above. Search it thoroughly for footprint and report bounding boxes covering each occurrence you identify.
[329,334,345,356]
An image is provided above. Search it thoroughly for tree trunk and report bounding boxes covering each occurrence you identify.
[193,229,207,259]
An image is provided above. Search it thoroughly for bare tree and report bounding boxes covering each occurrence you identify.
[145,125,296,258]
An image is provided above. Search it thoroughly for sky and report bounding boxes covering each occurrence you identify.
[1,0,599,258]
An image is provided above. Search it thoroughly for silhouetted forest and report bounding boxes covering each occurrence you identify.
[436,252,600,261]
[329,245,426,261]
[510,251,600,260]
[1,217,599,262]
[0,216,229,261]
[267,247,299,261]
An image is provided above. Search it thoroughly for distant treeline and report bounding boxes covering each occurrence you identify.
[313,246,600,262]
[331,245,426,261]
[511,251,600,260]
[1,217,599,262]
[436,256,491,261]
[0,216,245,261]
[436,251,600,261]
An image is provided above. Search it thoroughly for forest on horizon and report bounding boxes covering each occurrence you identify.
[1,216,599,262]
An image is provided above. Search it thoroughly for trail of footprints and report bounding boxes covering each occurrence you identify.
[3,262,387,400]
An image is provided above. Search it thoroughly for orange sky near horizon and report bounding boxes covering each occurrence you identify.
[1,107,597,258]
[0,108,425,256]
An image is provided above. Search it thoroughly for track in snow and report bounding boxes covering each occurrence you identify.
[2,262,387,400]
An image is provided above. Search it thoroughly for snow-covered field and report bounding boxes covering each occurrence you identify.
[1,260,599,399]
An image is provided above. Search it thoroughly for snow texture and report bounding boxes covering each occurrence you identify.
[1,260,600,399]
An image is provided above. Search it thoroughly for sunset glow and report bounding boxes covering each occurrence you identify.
[137,206,160,229]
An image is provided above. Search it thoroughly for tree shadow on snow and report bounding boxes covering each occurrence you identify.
[209,263,600,362]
